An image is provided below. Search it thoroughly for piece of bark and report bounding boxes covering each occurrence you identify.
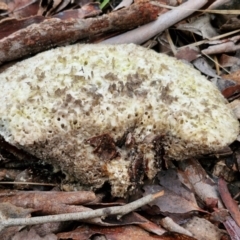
[0,1,162,65]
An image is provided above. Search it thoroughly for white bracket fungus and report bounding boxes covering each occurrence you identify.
[0,44,238,196]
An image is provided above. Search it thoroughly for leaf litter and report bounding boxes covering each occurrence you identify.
[1,0,240,239]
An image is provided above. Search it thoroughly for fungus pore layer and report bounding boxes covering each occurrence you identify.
[0,44,238,196]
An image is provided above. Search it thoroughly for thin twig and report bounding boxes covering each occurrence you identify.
[165,29,177,55]
[0,191,164,229]
[178,29,240,50]
[101,0,208,44]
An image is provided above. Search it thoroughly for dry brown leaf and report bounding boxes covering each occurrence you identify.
[12,228,57,240]
[222,85,240,98]
[7,0,39,18]
[38,0,52,15]
[235,149,240,172]
[0,191,96,215]
[175,46,199,62]
[212,160,236,182]
[53,3,101,20]
[223,216,240,240]
[57,225,196,240]
[178,159,223,208]
[158,169,197,205]
[143,184,203,214]
[0,226,25,240]
[0,15,45,40]
[92,212,147,226]
[44,0,64,16]
[212,77,236,93]
[0,136,38,161]
[30,222,71,239]
[212,1,240,31]
[220,16,240,31]
[0,202,34,219]
[52,0,72,14]
[192,57,218,78]
[74,0,94,7]
[219,54,240,67]
[222,69,240,85]
[182,217,223,240]
[211,208,229,223]
[202,35,240,55]
[218,178,240,227]
[133,212,166,235]
[177,15,218,39]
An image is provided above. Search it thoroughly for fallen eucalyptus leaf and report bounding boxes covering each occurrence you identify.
[143,185,203,214]
[12,228,57,240]
[178,159,224,208]
[177,15,218,39]
[182,217,223,240]
[0,44,238,197]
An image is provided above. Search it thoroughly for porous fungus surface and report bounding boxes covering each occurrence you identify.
[0,44,238,196]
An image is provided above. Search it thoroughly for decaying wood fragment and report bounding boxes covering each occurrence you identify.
[0,1,162,65]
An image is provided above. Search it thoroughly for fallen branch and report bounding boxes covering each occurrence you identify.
[102,0,208,44]
[0,1,162,65]
[0,191,164,231]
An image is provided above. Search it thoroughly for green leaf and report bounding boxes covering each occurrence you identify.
[100,0,110,9]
